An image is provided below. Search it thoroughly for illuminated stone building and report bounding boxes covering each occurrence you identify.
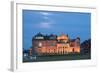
[57,34,71,54]
[70,37,80,53]
[30,32,80,56]
[32,33,57,56]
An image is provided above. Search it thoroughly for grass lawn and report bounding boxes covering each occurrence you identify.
[23,53,91,62]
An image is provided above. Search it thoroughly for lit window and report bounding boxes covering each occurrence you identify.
[35,37,44,39]
[39,42,42,47]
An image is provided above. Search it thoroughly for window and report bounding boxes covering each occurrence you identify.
[35,36,44,39]
[50,43,55,46]
[39,42,42,47]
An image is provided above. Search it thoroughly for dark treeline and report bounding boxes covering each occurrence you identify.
[80,38,91,54]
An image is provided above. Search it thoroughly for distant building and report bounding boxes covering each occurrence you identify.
[30,32,80,56]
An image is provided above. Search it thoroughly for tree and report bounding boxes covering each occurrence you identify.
[81,38,91,54]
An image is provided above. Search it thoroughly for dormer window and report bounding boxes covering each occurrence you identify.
[35,36,44,39]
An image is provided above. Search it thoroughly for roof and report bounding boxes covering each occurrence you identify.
[34,32,44,37]
[70,39,76,42]
[32,33,57,41]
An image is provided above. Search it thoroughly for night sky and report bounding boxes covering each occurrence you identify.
[23,10,91,50]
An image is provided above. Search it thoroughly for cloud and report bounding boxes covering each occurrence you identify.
[34,12,54,29]
[43,16,49,19]
[39,12,52,16]
[38,22,52,29]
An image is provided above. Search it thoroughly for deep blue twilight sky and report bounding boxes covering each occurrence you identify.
[23,10,91,50]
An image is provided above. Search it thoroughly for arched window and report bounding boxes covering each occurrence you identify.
[73,48,74,52]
